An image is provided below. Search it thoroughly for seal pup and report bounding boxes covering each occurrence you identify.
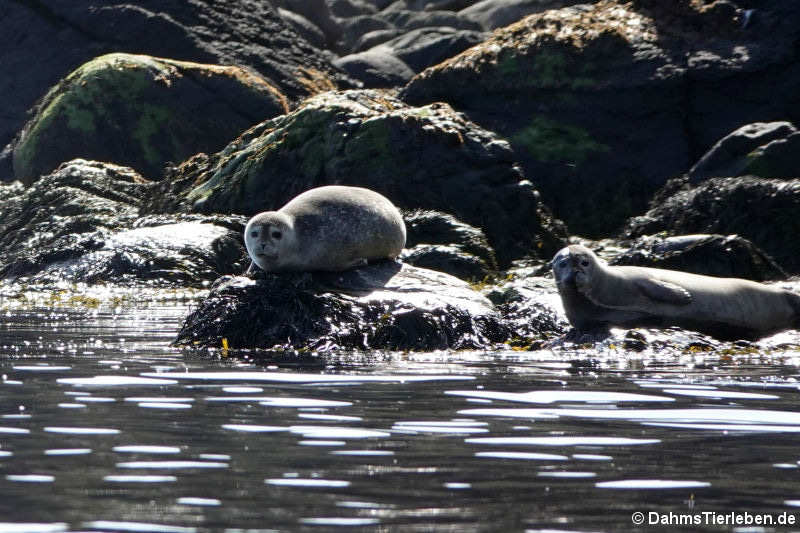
[552,244,800,340]
[244,185,406,273]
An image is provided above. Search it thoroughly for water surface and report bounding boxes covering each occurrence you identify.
[2,293,800,532]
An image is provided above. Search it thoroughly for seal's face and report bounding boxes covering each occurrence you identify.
[552,245,596,290]
[244,211,294,272]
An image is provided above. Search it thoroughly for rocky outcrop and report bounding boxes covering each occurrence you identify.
[689,121,800,183]
[403,0,800,236]
[611,234,788,281]
[174,262,512,351]
[11,54,289,185]
[0,159,246,286]
[147,90,567,268]
[623,177,800,275]
[0,0,352,171]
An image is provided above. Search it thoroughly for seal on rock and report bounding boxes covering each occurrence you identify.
[552,244,800,340]
[244,185,406,273]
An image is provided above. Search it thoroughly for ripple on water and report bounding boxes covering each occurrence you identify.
[83,520,196,532]
[0,524,68,533]
[266,478,350,488]
[446,389,675,404]
[57,376,178,386]
[141,371,474,384]
[113,446,182,454]
[467,437,661,446]
[596,479,711,489]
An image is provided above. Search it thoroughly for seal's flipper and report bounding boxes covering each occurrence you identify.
[634,278,692,305]
[246,261,258,275]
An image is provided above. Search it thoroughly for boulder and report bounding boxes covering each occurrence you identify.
[459,0,585,30]
[146,90,567,268]
[337,15,397,53]
[12,53,289,184]
[0,159,246,286]
[277,8,328,50]
[372,27,488,72]
[354,29,406,52]
[689,121,800,183]
[381,9,484,31]
[623,177,800,275]
[0,0,352,160]
[334,50,416,86]
[403,0,800,236]
[611,234,788,281]
[174,262,510,351]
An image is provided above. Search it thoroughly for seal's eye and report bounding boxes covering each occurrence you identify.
[250,231,258,238]
[580,260,590,267]
[271,230,282,240]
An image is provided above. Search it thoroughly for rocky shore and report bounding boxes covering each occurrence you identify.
[1,0,798,353]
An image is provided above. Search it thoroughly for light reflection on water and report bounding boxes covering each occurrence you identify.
[0,298,800,531]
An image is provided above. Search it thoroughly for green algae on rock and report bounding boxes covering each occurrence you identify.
[149,89,567,268]
[402,0,800,236]
[13,53,289,184]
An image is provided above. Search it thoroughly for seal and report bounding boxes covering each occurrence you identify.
[244,185,406,273]
[552,244,800,340]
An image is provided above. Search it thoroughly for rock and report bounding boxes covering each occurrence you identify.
[382,0,477,13]
[337,15,396,53]
[329,0,379,17]
[147,90,567,268]
[401,244,492,281]
[0,0,352,156]
[354,29,406,52]
[459,0,582,30]
[278,8,328,49]
[611,234,788,281]
[402,1,800,236]
[381,9,484,31]
[173,262,510,351]
[12,53,289,185]
[372,27,488,72]
[0,159,246,286]
[334,50,416,86]
[404,209,496,269]
[689,122,800,183]
[623,177,800,275]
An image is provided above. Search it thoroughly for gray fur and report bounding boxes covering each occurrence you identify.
[553,244,799,340]
[245,185,406,273]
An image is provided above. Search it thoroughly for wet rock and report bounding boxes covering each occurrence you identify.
[330,0,379,17]
[372,27,488,73]
[404,209,496,269]
[623,177,800,275]
[337,15,397,53]
[0,159,246,286]
[689,122,800,183]
[334,50,416,86]
[611,234,787,281]
[382,0,477,11]
[0,0,352,156]
[174,262,510,351]
[459,0,583,30]
[12,53,289,185]
[401,244,491,281]
[403,0,800,236]
[149,90,567,268]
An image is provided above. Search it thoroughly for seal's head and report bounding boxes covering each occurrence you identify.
[244,211,295,272]
[552,245,600,290]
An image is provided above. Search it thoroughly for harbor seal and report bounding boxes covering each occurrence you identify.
[552,244,800,340]
[244,185,406,273]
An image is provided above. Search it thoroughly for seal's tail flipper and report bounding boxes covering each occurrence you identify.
[787,291,800,328]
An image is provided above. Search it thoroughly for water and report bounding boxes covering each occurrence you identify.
[2,293,800,532]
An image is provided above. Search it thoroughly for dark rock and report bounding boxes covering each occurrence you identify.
[279,0,344,47]
[382,0,478,13]
[0,0,352,156]
[401,244,491,281]
[611,234,788,281]
[623,177,800,274]
[330,0,379,17]
[147,90,567,268]
[334,50,416,86]
[373,27,488,72]
[381,9,484,31]
[460,0,583,30]
[174,262,510,351]
[12,53,289,185]
[354,29,406,52]
[278,8,328,50]
[337,15,397,53]
[0,159,246,286]
[403,0,800,236]
[689,121,799,183]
